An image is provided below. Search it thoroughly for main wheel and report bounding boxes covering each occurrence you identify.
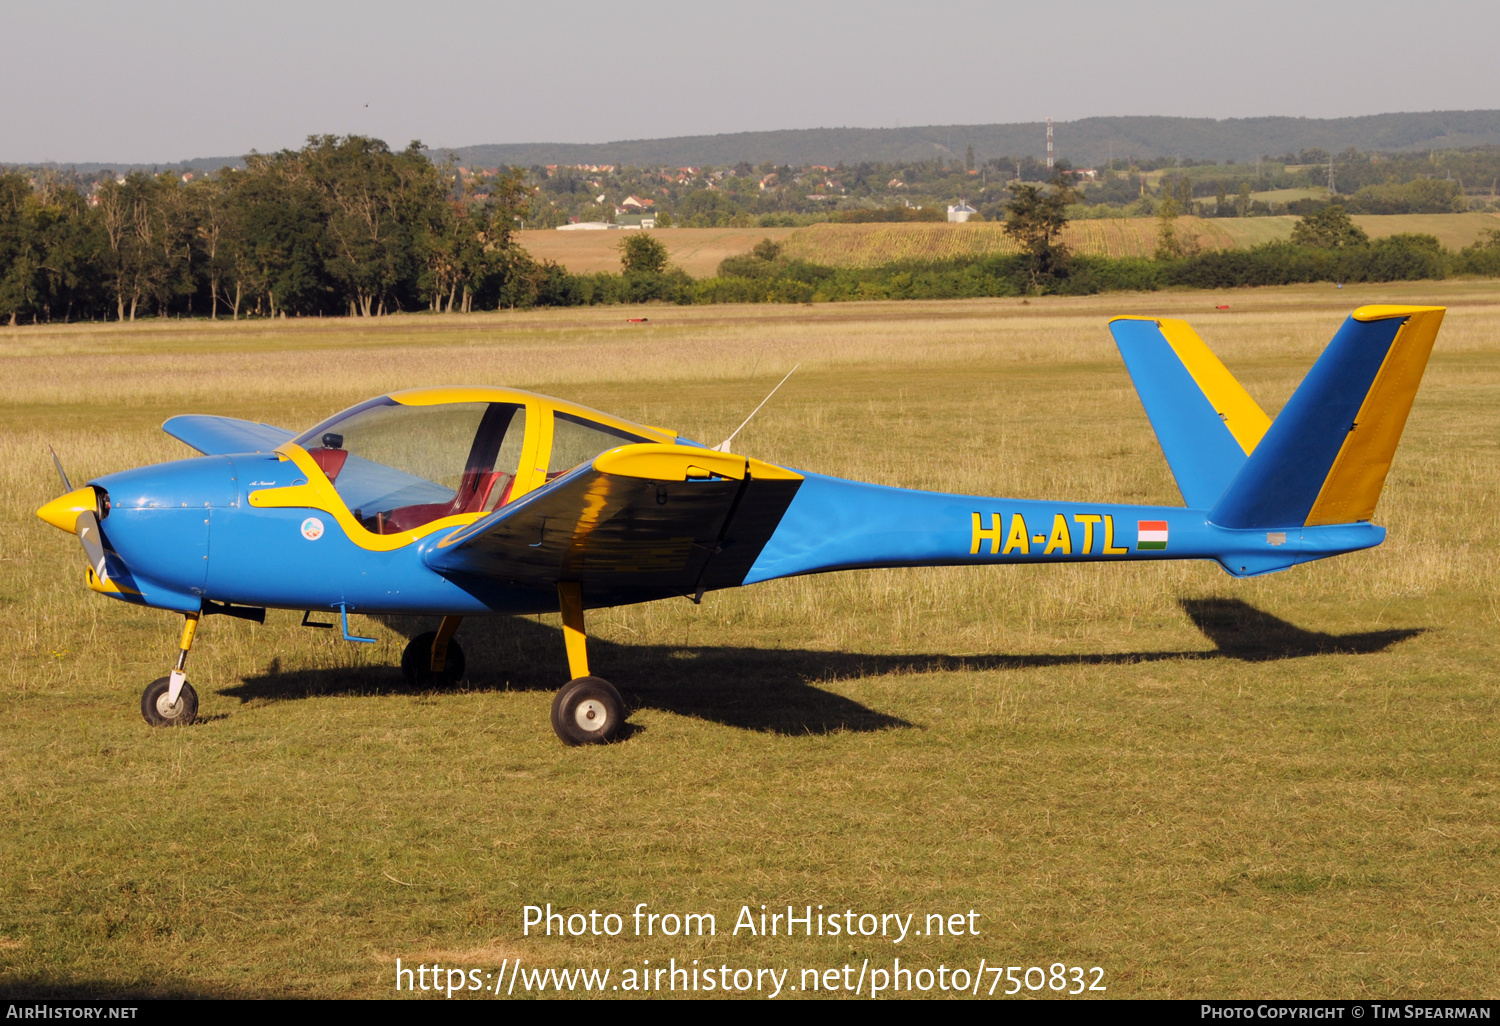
[141,676,198,727]
[550,677,625,746]
[401,631,465,688]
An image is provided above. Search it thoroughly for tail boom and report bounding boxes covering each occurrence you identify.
[742,472,1382,584]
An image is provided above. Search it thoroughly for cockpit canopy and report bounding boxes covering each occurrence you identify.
[291,391,658,534]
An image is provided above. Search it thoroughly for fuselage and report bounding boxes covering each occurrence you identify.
[49,384,1385,620]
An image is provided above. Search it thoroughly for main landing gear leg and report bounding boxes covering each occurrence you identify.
[550,582,624,746]
[141,611,200,727]
[401,615,466,687]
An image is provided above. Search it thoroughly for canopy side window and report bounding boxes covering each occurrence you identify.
[301,401,528,534]
[547,411,650,479]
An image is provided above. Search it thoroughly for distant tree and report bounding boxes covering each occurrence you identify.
[965,145,975,172]
[95,172,166,321]
[1291,204,1369,249]
[1237,182,1252,218]
[234,153,331,316]
[1002,179,1075,290]
[191,175,237,319]
[618,231,668,275]
[752,237,782,262]
[299,135,446,316]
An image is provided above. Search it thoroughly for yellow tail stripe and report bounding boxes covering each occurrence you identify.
[1156,318,1272,455]
[1306,307,1445,526]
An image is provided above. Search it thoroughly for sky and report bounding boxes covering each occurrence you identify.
[3,0,1498,164]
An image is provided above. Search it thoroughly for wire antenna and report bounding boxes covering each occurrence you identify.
[713,365,799,453]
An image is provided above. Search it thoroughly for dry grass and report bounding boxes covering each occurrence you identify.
[2,281,1499,998]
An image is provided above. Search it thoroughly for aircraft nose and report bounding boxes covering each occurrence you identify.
[88,456,239,601]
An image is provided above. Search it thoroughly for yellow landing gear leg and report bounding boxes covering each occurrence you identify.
[400,615,466,687]
[558,582,590,680]
[550,582,623,746]
[142,611,200,726]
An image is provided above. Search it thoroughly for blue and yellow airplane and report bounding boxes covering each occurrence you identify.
[36,305,1443,744]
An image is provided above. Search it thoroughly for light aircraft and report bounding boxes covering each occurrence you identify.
[36,305,1444,744]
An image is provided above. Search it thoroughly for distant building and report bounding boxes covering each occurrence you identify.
[619,195,654,210]
[556,221,612,231]
[614,213,656,229]
[947,202,977,223]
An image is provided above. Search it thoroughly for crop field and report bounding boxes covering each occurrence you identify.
[774,219,1203,265]
[514,215,1500,277]
[771,214,1500,269]
[2,281,1499,998]
[516,226,800,277]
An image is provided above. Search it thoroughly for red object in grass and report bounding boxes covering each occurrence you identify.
[1215,304,1230,310]
[627,317,649,323]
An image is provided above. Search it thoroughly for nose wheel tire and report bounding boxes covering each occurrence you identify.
[141,676,198,727]
[551,677,625,746]
[401,632,466,688]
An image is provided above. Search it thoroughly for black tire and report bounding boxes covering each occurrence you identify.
[550,677,625,746]
[401,631,466,688]
[141,676,198,727]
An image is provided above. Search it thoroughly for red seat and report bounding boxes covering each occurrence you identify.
[374,471,517,533]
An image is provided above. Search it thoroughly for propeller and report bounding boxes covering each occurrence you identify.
[76,510,109,580]
[49,445,72,492]
[38,448,109,581]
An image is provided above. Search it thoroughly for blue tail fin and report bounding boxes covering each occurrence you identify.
[1109,317,1271,508]
[1209,306,1445,530]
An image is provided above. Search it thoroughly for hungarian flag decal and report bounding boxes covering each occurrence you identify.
[1137,520,1168,550]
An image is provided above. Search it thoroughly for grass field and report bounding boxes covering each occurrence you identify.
[3,282,1499,998]
[514,215,1500,276]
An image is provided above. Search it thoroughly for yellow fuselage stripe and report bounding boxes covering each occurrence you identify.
[250,444,481,551]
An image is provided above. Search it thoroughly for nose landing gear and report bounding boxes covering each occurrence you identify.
[142,611,200,727]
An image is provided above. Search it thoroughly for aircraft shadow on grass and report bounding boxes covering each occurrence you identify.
[217,597,1422,732]
[219,599,1421,735]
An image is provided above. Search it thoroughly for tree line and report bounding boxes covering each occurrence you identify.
[5,152,1500,323]
[0,135,542,325]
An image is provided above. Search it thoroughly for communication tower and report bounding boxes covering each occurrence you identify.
[1046,117,1054,169]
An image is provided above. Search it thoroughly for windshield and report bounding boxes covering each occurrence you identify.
[294,399,527,533]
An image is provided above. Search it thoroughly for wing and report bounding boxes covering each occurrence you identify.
[424,444,803,606]
[163,415,296,455]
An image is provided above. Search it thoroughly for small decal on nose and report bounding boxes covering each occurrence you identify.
[301,517,325,541]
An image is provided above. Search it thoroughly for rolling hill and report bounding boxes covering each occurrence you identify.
[444,111,1500,170]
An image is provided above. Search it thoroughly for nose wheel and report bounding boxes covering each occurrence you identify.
[142,675,198,726]
[142,611,201,727]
